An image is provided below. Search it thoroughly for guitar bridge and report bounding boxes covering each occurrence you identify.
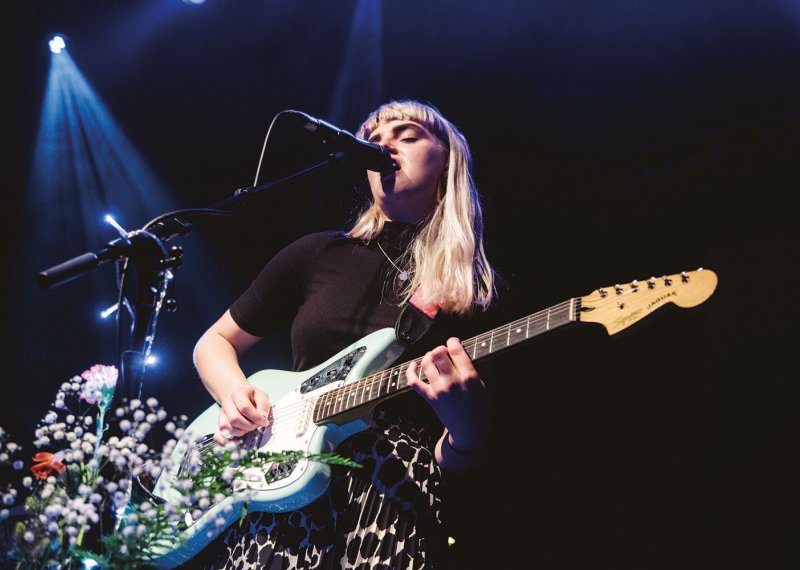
[232,460,299,492]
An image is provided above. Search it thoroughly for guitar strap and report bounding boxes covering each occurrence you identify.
[395,286,440,346]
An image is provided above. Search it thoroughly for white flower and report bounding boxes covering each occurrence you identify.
[146,398,158,408]
[13,460,23,470]
[24,531,35,543]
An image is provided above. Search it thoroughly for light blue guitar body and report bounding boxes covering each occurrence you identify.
[149,327,405,568]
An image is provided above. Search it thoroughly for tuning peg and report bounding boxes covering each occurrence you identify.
[663,275,672,286]
[647,277,656,289]
[681,271,689,283]
[614,284,623,295]
[617,300,624,309]
[598,287,608,298]
[630,280,639,292]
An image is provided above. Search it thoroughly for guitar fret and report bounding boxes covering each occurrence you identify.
[335,387,346,415]
[362,376,374,404]
[530,310,548,337]
[378,372,386,396]
[355,379,364,406]
[508,320,527,347]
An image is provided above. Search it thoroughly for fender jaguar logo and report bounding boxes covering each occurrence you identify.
[647,291,678,310]
[614,309,643,328]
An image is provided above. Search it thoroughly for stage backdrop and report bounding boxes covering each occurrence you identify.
[3,2,798,568]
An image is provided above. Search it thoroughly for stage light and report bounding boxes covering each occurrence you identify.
[327,0,383,128]
[99,303,119,320]
[145,355,158,367]
[48,35,66,54]
[104,214,128,237]
[182,0,206,5]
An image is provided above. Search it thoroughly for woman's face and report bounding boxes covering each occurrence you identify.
[365,119,447,223]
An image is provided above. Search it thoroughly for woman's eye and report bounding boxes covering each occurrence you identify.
[401,137,418,142]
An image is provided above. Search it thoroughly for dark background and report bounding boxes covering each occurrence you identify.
[2,1,798,568]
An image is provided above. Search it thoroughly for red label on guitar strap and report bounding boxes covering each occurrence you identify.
[409,287,440,319]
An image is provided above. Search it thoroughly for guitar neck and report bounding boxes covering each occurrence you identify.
[313,297,579,424]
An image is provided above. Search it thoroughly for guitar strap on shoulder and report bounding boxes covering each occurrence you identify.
[395,287,440,346]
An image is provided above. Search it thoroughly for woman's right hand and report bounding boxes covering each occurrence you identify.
[215,383,272,445]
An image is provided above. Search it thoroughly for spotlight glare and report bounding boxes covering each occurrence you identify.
[49,35,66,54]
[100,303,119,319]
[182,0,206,4]
[145,355,158,366]
[104,214,128,237]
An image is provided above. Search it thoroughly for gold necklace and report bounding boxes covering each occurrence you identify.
[376,242,409,282]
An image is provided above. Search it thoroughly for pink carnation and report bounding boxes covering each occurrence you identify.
[79,365,118,405]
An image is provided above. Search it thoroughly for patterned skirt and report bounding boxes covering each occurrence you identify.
[187,410,448,570]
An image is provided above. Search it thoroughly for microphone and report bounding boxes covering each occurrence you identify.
[285,110,398,173]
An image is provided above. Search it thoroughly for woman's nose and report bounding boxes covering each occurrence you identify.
[382,141,399,154]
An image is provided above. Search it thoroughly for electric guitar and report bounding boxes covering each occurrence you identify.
[149,268,718,568]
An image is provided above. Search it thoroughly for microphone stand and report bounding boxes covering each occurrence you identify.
[37,151,348,415]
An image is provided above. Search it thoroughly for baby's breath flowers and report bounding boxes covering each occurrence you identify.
[0,365,360,569]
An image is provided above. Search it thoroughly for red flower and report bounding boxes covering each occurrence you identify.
[31,451,65,480]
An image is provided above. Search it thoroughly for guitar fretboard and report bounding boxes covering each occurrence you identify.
[312,298,578,423]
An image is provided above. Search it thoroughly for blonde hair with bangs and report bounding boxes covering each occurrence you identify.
[349,100,495,315]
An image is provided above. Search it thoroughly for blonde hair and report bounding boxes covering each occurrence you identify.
[348,100,494,315]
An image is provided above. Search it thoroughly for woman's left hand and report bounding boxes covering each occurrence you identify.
[406,337,491,451]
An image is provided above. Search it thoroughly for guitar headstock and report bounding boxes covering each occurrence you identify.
[578,268,718,335]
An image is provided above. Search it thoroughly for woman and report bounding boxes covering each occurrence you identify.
[192,100,496,569]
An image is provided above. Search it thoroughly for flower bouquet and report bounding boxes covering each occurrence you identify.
[0,364,358,569]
